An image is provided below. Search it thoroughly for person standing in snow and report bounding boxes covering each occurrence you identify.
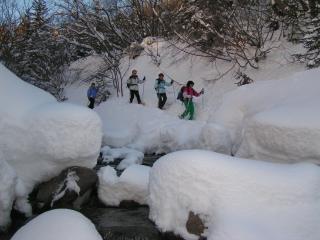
[87,82,98,109]
[127,69,146,104]
[179,80,204,120]
[154,73,173,109]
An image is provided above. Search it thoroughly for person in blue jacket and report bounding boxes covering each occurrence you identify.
[154,73,173,109]
[87,83,98,109]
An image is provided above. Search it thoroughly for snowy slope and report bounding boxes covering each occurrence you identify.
[64,37,317,165]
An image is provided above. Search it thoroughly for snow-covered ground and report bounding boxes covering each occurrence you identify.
[11,209,102,240]
[149,150,320,240]
[0,64,103,228]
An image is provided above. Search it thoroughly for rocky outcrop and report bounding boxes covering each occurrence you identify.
[35,166,97,210]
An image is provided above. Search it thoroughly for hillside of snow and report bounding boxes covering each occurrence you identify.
[64,37,320,165]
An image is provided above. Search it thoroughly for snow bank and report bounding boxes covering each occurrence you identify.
[101,146,144,170]
[213,68,320,163]
[98,165,150,206]
[11,209,102,240]
[149,150,320,240]
[96,100,231,154]
[0,64,102,225]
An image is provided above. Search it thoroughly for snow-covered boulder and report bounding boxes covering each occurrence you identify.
[100,146,144,170]
[10,209,102,240]
[213,68,320,163]
[98,165,150,206]
[149,150,320,240]
[0,64,102,224]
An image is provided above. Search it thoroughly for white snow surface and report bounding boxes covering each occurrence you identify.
[11,209,102,240]
[96,99,231,154]
[98,164,150,206]
[213,68,320,163]
[149,150,320,240]
[0,157,17,229]
[0,64,103,226]
[101,145,144,170]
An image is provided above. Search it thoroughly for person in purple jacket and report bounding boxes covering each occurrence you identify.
[87,83,98,109]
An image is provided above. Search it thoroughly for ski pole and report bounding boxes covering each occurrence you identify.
[172,83,176,101]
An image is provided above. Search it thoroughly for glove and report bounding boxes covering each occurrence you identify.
[143,76,146,81]
[171,80,174,84]
[127,83,130,88]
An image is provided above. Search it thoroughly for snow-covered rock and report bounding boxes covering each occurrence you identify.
[98,165,150,206]
[213,68,320,164]
[149,150,320,240]
[10,209,102,240]
[101,146,144,170]
[0,64,102,225]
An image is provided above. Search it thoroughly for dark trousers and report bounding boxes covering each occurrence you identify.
[88,97,95,109]
[130,90,142,104]
[157,93,167,109]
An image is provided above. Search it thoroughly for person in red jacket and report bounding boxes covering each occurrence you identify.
[179,80,204,120]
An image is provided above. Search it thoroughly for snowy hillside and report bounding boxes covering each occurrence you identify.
[64,38,320,164]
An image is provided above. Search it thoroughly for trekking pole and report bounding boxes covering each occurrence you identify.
[201,88,205,109]
[172,83,177,102]
[142,76,146,98]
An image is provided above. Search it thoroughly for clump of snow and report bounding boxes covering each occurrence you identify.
[11,209,102,240]
[98,164,150,206]
[101,146,144,170]
[0,64,103,224]
[0,158,17,229]
[149,150,320,240]
[213,68,320,163]
[96,100,231,154]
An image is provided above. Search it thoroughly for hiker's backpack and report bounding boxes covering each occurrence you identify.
[177,86,186,102]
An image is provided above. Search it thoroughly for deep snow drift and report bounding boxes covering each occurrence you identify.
[0,64,102,228]
[11,209,102,240]
[149,150,320,240]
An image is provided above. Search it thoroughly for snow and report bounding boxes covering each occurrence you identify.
[100,146,144,170]
[98,164,150,206]
[6,34,320,238]
[10,209,102,240]
[65,38,307,163]
[149,150,320,240]
[0,158,17,229]
[213,68,320,163]
[0,63,103,226]
[96,99,231,154]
